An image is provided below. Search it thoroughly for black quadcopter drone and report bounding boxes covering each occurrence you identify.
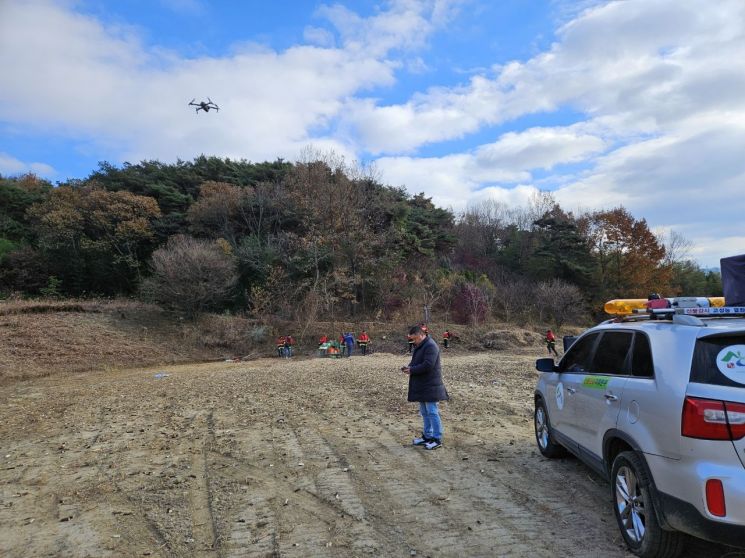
[188,98,219,113]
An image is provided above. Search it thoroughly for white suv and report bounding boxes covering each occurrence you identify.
[534,301,745,558]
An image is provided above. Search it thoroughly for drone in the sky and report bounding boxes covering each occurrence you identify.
[188,98,219,113]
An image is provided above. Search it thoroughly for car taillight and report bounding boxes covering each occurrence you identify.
[682,397,745,440]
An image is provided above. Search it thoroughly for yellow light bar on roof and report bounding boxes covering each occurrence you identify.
[604,297,727,315]
[604,299,648,315]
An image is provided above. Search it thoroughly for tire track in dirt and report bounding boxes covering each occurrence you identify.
[327,421,542,557]
[213,420,281,558]
[3,352,742,558]
[322,392,626,557]
[90,402,179,557]
[288,423,385,556]
[218,415,386,557]
[188,411,218,556]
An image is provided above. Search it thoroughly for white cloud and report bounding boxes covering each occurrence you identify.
[343,0,745,153]
[376,123,606,208]
[344,0,745,267]
[375,154,479,208]
[1,0,744,267]
[316,0,463,57]
[474,125,606,172]
[0,0,455,167]
[0,153,55,177]
[691,236,745,268]
[303,26,335,47]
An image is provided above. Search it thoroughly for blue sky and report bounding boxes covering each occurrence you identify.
[2,0,745,267]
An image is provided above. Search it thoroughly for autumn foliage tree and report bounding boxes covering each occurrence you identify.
[581,207,670,301]
[0,158,720,328]
[26,186,161,294]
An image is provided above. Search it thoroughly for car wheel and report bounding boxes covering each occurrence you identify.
[534,398,566,458]
[611,451,686,558]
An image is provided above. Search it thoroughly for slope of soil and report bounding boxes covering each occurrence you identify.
[0,300,269,383]
[0,299,552,384]
[0,352,739,557]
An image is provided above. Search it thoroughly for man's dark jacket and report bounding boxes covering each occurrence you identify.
[407,335,449,402]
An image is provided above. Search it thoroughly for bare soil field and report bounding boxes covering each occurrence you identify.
[1,350,741,557]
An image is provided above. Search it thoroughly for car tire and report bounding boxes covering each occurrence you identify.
[534,398,567,458]
[611,451,686,558]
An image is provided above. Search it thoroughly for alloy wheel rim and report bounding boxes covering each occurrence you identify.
[535,407,549,449]
[615,465,646,543]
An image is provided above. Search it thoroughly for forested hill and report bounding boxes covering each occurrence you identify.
[0,156,721,325]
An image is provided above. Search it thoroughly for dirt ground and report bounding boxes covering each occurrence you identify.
[0,351,741,557]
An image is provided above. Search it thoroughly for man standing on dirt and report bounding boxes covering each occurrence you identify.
[402,324,449,450]
[343,332,355,357]
[357,330,370,355]
[442,329,452,349]
[284,335,295,357]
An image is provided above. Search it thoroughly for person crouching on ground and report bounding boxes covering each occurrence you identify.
[401,325,449,450]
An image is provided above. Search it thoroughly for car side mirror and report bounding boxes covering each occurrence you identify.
[536,357,558,373]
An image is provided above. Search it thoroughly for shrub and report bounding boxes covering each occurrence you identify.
[141,235,238,317]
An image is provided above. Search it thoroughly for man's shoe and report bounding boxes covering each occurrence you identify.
[424,439,442,450]
[413,435,430,446]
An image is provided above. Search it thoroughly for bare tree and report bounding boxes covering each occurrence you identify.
[491,273,532,323]
[535,278,586,329]
[662,230,693,266]
[142,235,238,317]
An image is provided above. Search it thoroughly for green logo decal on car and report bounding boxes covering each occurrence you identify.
[582,376,609,389]
[716,345,745,385]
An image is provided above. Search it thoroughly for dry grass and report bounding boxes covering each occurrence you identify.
[0,299,88,316]
[0,299,559,384]
[0,299,208,383]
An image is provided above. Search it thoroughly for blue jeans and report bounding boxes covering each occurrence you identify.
[419,402,443,441]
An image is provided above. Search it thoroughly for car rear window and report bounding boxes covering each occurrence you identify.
[690,335,745,388]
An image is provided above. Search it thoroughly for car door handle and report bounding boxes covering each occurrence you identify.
[604,393,619,401]
[567,387,576,394]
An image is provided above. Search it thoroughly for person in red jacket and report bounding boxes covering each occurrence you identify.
[545,329,559,356]
[276,335,287,357]
[442,329,452,349]
[318,334,328,346]
[357,330,370,355]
